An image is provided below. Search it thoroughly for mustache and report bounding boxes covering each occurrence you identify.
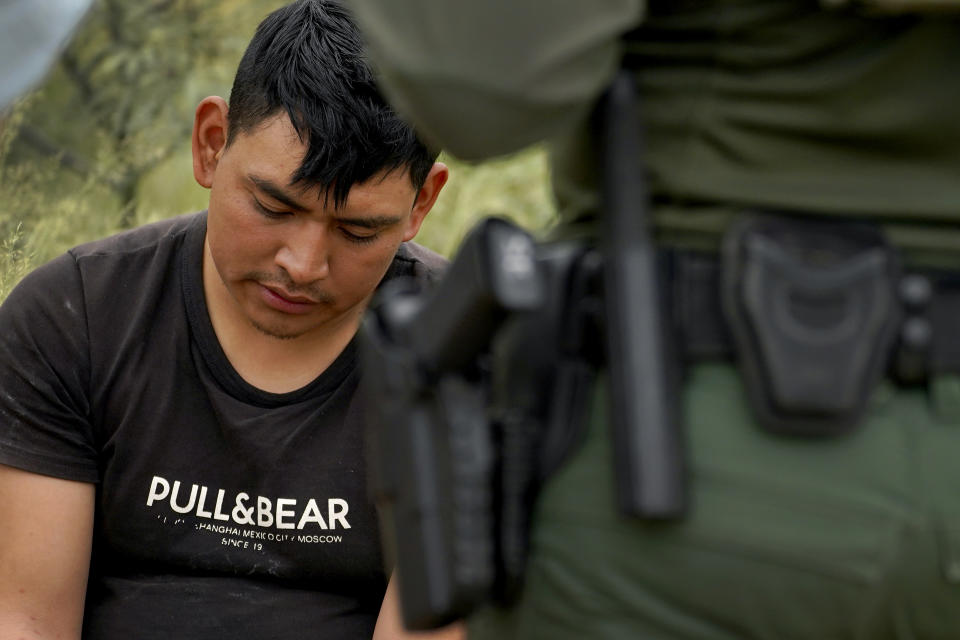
[246,270,334,304]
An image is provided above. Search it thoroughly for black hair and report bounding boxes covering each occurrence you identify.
[226,0,437,208]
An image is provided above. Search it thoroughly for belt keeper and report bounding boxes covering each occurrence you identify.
[894,274,933,385]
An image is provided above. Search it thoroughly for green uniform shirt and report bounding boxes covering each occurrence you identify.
[352,0,960,265]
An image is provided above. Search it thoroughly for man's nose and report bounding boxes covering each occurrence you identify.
[274,222,330,284]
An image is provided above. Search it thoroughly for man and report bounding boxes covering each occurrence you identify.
[352,0,960,638]
[0,1,457,638]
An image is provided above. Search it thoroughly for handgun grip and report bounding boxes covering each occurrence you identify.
[399,217,544,376]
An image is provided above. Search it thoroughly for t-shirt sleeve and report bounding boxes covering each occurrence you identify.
[350,0,644,160]
[400,241,448,285]
[0,252,98,483]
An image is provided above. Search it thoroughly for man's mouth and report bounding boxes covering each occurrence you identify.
[268,286,316,304]
[259,284,321,314]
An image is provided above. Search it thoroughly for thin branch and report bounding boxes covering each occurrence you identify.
[16,123,126,191]
[145,0,177,16]
[17,124,92,176]
[102,0,129,47]
[60,51,95,104]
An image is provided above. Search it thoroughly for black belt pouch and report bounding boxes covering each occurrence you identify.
[721,215,902,437]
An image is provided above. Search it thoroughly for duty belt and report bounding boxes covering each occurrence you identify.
[666,214,960,437]
[673,249,960,376]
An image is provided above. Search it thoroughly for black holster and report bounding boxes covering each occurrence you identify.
[361,219,614,629]
[358,70,688,630]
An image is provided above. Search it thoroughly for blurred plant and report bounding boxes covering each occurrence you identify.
[0,222,33,302]
[419,148,555,257]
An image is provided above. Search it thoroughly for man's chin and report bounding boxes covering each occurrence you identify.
[249,318,308,341]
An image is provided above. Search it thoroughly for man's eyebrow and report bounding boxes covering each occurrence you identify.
[248,175,310,212]
[335,214,404,229]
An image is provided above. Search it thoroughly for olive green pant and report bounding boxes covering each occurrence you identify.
[468,364,960,639]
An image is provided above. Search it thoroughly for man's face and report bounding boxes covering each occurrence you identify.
[203,113,434,341]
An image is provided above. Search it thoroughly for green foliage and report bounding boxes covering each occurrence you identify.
[0,223,33,302]
[419,149,555,257]
[0,0,555,304]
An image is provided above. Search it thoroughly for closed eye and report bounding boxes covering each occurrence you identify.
[340,227,379,244]
[253,198,290,219]
[334,214,402,245]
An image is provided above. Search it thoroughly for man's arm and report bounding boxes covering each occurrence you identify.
[0,464,95,640]
[350,0,642,160]
[373,573,465,640]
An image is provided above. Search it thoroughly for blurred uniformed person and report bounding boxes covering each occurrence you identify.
[351,1,960,638]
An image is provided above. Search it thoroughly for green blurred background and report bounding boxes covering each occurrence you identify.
[0,0,556,302]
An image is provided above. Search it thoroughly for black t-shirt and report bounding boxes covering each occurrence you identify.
[0,212,446,639]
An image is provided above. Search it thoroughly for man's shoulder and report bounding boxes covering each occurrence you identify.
[68,211,205,262]
[391,241,448,285]
[4,211,205,319]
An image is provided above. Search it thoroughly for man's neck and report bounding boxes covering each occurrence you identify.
[202,246,365,395]
[212,305,362,394]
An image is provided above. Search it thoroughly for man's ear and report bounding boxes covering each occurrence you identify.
[402,162,449,242]
[192,96,229,189]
